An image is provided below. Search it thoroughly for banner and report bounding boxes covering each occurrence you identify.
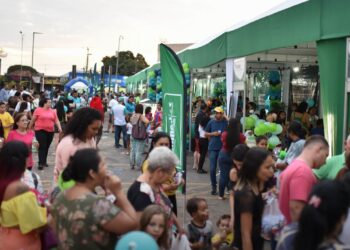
[160,44,187,194]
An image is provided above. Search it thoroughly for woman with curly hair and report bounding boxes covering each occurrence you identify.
[53,107,102,183]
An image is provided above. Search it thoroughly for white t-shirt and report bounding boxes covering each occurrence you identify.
[108,99,118,113]
[199,125,206,138]
[112,103,126,126]
[15,101,31,112]
[127,122,132,135]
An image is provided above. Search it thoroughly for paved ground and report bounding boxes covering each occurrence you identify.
[36,131,230,229]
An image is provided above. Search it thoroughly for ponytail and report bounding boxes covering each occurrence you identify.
[60,148,101,183]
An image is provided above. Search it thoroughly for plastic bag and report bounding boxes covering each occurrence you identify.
[262,194,285,240]
[170,234,191,250]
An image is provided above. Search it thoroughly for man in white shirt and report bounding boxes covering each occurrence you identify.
[107,95,118,133]
[112,97,127,148]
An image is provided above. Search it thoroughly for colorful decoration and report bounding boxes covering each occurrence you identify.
[266,71,282,111]
[115,231,158,250]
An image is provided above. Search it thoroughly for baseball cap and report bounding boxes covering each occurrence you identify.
[214,107,224,113]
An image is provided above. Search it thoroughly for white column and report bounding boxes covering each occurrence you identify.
[225,58,234,116]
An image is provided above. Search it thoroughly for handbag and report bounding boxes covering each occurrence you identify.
[41,226,58,250]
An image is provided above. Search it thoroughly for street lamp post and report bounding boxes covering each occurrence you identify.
[115,35,123,93]
[19,31,24,84]
[31,32,42,90]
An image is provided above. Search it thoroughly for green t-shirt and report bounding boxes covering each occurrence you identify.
[52,192,120,250]
[313,153,345,180]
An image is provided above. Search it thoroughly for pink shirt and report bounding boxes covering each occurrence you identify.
[7,130,35,168]
[54,135,96,183]
[279,159,317,224]
[33,107,58,132]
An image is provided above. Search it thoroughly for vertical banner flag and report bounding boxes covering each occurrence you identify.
[160,44,187,194]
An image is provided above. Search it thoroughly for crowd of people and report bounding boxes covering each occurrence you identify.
[0,83,350,250]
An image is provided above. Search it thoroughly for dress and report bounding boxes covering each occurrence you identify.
[0,191,47,250]
[51,192,120,250]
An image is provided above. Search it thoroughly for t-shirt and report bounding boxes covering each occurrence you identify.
[126,122,132,135]
[108,99,118,111]
[112,104,126,126]
[339,208,350,245]
[205,119,228,151]
[221,131,246,152]
[15,101,31,112]
[127,180,173,226]
[0,111,14,139]
[33,107,58,132]
[52,192,120,250]
[313,153,345,180]
[233,186,264,250]
[186,220,213,250]
[7,130,35,168]
[212,232,234,250]
[125,102,135,114]
[54,135,96,183]
[279,159,317,224]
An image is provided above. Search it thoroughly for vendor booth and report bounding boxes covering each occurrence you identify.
[127,0,350,156]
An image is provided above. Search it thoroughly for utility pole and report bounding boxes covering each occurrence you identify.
[85,47,92,75]
[31,32,43,90]
[19,31,24,84]
[115,35,123,93]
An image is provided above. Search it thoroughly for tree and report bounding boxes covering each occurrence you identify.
[101,51,149,76]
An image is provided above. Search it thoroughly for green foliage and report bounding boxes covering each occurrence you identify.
[101,51,149,76]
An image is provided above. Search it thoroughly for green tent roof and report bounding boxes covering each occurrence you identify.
[127,0,350,85]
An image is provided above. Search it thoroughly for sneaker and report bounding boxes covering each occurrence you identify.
[211,190,218,195]
[218,196,226,200]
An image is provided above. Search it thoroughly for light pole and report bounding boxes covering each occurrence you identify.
[31,32,42,90]
[115,35,123,93]
[31,32,42,68]
[85,47,92,75]
[19,31,24,84]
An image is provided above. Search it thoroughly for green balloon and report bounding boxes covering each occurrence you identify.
[255,119,265,127]
[268,135,281,149]
[254,126,264,136]
[272,124,283,135]
[148,71,156,78]
[245,117,255,129]
[249,114,259,122]
[182,63,190,69]
[269,123,277,133]
[184,68,190,74]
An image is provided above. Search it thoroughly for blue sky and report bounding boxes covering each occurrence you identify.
[0,0,288,75]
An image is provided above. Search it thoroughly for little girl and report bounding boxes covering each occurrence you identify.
[140,205,169,250]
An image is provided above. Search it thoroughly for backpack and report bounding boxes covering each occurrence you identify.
[132,115,147,140]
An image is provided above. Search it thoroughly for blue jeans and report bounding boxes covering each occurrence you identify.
[130,137,146,169]
[115,125,127,148]
[209,150,220,191]
[218,150,232,197]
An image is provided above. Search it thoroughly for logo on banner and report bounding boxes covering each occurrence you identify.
[234,58,246,81]
[168,101,176,151]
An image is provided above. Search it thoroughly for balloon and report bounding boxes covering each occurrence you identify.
[279,150,287,160]
[249,114,259,122]
[255,119,265,127]
[307,98,315,108]
[184,68,190,74]
[272,124,283,135]
[240,117,245,126]
[182,63,190,69]
[269,123,278,133]
[148,71,156,78]
[115,231,158,250]
[268,135,281,149]
[254,126,264,136]
[245,117,255,129]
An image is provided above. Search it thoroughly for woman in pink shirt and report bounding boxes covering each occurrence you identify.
[29,98,62,170]
[54,107,102,183]
[7,113,38,170]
